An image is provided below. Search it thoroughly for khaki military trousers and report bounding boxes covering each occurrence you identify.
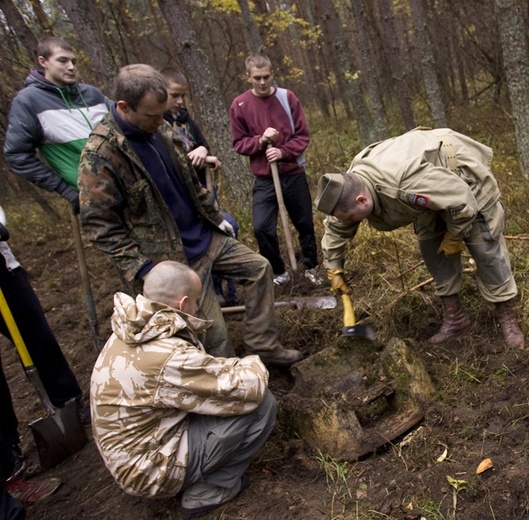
[191,232,281,357]
[418,202,517,302]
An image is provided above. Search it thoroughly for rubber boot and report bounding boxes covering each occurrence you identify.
[428,295,471,344]
[495,300,524,348]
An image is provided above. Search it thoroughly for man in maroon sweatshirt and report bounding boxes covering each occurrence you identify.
[229,54,321,287]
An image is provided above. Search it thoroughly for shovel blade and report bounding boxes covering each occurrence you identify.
[222,295,337,314]
[284,295,337,310]
[29,399,88,470]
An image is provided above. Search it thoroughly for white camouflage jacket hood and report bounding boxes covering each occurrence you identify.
[91,292,269,498]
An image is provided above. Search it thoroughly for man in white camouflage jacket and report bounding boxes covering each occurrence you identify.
[90,261,276,517]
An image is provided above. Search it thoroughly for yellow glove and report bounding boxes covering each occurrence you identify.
[437,233,465,257]
[327,268,351,295]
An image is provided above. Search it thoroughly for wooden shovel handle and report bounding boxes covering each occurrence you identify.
[269,145,298,271]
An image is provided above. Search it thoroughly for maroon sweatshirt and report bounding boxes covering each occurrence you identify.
[229,87,310,177]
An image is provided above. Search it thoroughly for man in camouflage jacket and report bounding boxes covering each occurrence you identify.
[315,128,524,348]
[91,261,276,515]
[78,64,302,365]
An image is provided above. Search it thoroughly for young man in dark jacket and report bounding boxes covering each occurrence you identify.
[162,69,238,306]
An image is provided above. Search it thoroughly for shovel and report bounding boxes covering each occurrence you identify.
[0,287,88,470]
[342,293,376,340]
[70,209,103,353]
[269,146,298,272]
[222,295,337,314]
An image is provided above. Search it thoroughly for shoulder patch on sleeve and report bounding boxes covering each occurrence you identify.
[409,194,430,208]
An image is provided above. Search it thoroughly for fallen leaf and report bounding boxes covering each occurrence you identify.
[436,443,448,463]
[476,458,493,474]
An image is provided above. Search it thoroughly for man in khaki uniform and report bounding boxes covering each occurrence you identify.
[315,128,523,348]
[90,261,276,516]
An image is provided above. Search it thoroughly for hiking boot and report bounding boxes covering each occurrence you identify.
[304,266,323,286]
[248,346,303,367]
[273,271,290,286]
[428,294,471,344]
[181,474,250,518]
[5,477,61,505]
[7,444,25,481]
[495,300,524,348]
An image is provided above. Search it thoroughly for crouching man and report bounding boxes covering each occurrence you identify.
[316,128,524,348]
[90,261,276,517]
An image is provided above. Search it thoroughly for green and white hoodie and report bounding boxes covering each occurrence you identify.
[4,69,110,191]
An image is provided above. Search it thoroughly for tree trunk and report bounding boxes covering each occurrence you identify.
[350,0,388,141]
[410,0,447,127]
[494,0,529,180]
[158,0,252,200]
[238,0,266,54]
[0,0,38,63]
[56,0,116,91]
[28,0,53,35]
[377,0,416,130]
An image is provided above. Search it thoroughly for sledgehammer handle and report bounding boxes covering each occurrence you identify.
[341,293,357,327]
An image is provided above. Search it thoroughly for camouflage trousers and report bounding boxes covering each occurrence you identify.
[190,232,281,357]
[418,203,517,302]
[182,390,276,490]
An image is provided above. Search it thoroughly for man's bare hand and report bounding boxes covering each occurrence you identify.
[266,147,282,162]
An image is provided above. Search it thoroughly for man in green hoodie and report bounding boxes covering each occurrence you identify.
[4,36,110,211]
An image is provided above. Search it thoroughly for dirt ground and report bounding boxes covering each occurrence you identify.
[3,198,529,520]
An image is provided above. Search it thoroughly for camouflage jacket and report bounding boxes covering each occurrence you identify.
[78,112,225,292]
[90,292,269,498]
[323,128,502,269]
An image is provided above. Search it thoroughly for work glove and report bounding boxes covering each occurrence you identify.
[56,181,80,214]
[437,232,465,257]
[0,223,9,242]
[219,219,236,238]
[327,268,351,295]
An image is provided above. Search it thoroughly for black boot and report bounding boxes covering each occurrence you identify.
[428,295,471,344]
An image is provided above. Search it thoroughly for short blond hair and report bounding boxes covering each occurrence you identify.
[143,261,201,307]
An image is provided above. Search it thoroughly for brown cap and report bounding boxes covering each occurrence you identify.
[315,174,344,214]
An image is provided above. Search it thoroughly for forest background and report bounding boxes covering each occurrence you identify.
[1,0,529,201]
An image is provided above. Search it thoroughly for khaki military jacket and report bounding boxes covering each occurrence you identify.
[91,293,269,498]
[78,113,224,292]
[323,128,502,269]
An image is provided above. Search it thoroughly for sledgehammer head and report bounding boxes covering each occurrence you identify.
[343,324,376,341]
[341,294,376,341]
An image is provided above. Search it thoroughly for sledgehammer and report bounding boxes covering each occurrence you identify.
[341,293,375,340]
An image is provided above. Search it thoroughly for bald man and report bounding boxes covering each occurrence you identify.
[90,261,276,516]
